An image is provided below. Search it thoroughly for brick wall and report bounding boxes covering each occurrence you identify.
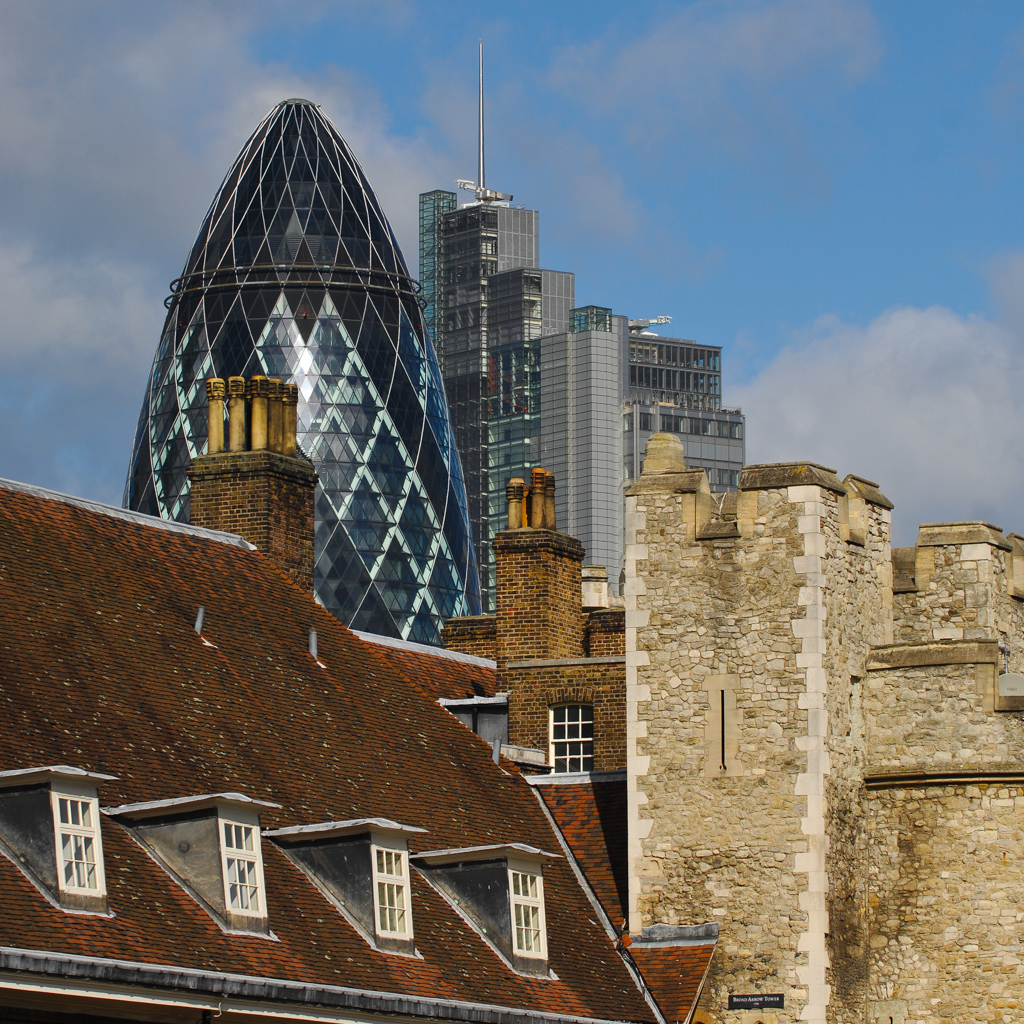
[584,608,625,657]
[189,450,317,592]
[494,528,584,668]
[441,615,497,660]
[504,660,626,770]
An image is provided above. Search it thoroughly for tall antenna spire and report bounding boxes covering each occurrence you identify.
[478,40,485,191]
[454,41,511,203]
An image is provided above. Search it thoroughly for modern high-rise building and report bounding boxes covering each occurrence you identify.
[540,306,745,589]
[419,189,574,607]
[125,98,480,644]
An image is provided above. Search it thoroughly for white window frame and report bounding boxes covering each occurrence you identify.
[219,817,267,918]
[51,789,106,896]
[507,857,546,959]
[371,836,413,939]
[549,704,594,774]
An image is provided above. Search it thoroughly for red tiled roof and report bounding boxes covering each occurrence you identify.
[0,482,653,1023]
[355,631,497,699]
[629,944,714,1024]
[534,776,629,929]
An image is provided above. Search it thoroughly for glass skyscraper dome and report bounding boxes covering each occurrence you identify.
[125,98,480,642]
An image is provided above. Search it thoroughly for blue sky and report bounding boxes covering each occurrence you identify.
[0,1,1022,543]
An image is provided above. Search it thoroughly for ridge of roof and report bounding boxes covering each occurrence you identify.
[0,477,256,551]
[354,629,497,668]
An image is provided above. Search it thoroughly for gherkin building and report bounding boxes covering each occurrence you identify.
[125,98,480,642]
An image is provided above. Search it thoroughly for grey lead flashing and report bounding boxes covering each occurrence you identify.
[0,947,649,1024]
[354,630,497,669]
[266,817,428,840]
[104,792,281,818]
[640,923,718,943]
[0,477,256,551]
[526,770,627,787]
[438,695,508,708]
[0,765,118,787]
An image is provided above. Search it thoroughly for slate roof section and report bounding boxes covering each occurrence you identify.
[355,629,497,699]
[532,773,630,930]
[0,480,652,1024]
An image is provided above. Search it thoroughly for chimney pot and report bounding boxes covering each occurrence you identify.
[529,468,547,529]
[267,378,284,453]
[205,378,226,455]
[227,376,247,451]
[282,383,299,457]
[506,478,526,529]
[543,471,556,531]
[248,376,270,450]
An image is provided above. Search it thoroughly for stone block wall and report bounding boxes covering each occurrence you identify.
[862,781,1024,1024]
[504,659,626,770]
[189,450,317,592]
[624,449,893,1024]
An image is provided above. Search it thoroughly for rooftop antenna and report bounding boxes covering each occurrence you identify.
[456,42,512,204]
[478,40,485,193]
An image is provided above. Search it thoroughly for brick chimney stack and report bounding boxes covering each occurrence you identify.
[493,469,585,670]
[189,375,317,592]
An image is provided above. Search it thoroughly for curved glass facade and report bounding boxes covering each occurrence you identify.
[125,99,480,642]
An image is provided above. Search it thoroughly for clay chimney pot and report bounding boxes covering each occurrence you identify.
[227,376,247,452]
[206,378,226,455]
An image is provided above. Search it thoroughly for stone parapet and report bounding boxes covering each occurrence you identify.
[738,461,847,494]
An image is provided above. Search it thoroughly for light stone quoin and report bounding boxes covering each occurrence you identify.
[623,435,1024,1024]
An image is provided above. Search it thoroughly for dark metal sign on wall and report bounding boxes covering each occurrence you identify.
[728,993,785,1010]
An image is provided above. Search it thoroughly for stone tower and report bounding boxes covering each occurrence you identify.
[624,434,1024,1023]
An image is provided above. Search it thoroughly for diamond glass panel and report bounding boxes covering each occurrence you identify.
[125,100,480,642]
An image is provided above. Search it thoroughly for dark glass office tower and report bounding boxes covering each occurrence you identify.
[126,99,480,643]
[420,194,573,607]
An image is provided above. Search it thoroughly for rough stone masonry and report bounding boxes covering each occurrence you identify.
[624,433,1024,1024]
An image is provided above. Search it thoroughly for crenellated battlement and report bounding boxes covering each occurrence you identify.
[624,433,1024,1024]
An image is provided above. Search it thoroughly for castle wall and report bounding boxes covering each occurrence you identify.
[624,453,893,1023]
[862,781,1024,1024]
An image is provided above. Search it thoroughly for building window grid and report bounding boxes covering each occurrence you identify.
[509,869,546,957]
[52,794,103,894]
[550,704,594,773]
[221,821,263,915]
[372,845,411,937]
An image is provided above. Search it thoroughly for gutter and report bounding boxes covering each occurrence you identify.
[0,948,651,1024]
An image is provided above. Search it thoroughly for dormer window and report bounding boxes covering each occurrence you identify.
[266,817,425,955]
[53,793,105,896]
[413,842,558,976]
[222,820,264,916]
[105,791,279,935]
[510,865,545,957]
[0,765,116,914]
[373,842,410,936]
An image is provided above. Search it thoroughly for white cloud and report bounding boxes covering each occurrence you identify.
[0,2,452,503]
[732,292,1024,545]
[550,0,881,194]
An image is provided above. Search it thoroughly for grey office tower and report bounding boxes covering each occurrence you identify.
[419,188,573,608]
